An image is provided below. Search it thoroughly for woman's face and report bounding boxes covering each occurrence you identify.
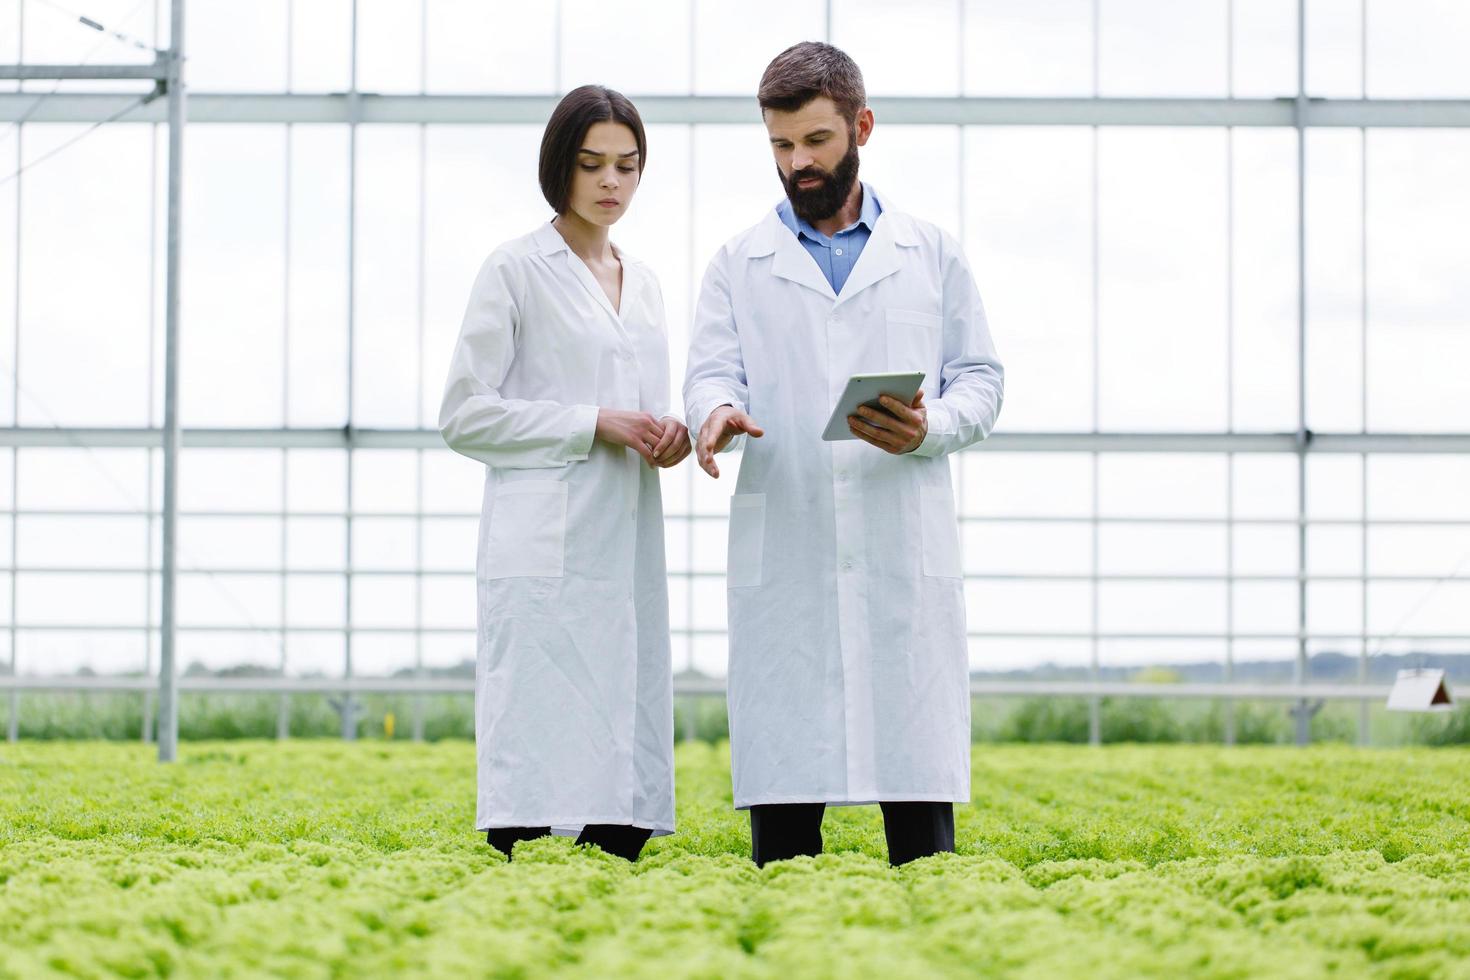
[565,120,641,228]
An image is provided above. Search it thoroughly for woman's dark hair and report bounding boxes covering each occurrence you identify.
[538,85,647,215]
[758,42,866,125]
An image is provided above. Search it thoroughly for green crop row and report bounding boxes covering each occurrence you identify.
[1,740,1467,977]
[3,690,1466,745]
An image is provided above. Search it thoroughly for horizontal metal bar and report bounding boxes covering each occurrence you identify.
[0,674,1449,703]
[5,427,1470,452]
[4,92,1470,127]
[1,623,1462,643]
[0,62,165,81]
[5,566,1463,585]
[9,509,1468,528]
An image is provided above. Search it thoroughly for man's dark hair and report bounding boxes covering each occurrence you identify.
[538,84,647,215]
[757,42,866,124]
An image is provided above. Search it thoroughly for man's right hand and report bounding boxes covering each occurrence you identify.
[696,405,764,478]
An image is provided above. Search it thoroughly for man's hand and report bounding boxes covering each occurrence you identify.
[650,417,692,468]
[696,405,764,478]
[595,409,665,466]
[848,389,927,454]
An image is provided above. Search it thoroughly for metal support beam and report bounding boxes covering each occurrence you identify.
[4,92,1470,127]
[0,60,166,81]
[156,0,186,763]
[0,673,1445,703]
[4,426,1470,453]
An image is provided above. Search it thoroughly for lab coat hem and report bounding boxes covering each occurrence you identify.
[476,818,675,838]
[732,792,970,810]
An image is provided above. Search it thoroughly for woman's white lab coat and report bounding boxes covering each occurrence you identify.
[683,187,1004,810]
[440,221,675,837]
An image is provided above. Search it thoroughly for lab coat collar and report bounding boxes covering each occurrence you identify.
[532,219,634,328]
[750,185,919,305]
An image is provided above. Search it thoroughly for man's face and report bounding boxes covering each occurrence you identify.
[763,96,872,223]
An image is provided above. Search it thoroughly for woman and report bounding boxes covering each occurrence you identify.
[439,85,690,862]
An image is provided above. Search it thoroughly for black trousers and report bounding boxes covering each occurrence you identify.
[749,801,955,867]
[485,823,652,862]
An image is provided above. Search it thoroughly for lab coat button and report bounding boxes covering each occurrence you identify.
[841,559,856,571]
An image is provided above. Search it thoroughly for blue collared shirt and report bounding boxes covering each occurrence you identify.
[776,182,882,295]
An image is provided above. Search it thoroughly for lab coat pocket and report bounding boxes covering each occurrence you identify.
[726,493,766,589]
[920,486,963,579]
[885,308,942,378]
[483,481,568,579]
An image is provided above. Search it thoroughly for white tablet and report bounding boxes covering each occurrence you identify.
[821,371,925,441]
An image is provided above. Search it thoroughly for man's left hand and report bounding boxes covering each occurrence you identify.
[848,389,927,454]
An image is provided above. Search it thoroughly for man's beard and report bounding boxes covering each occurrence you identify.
[778,138,860,225]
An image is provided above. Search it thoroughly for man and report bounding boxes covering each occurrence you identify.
[683,42,1005,867]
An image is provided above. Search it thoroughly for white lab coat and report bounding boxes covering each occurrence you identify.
[440,221,675,837]
[683,187,1003,809]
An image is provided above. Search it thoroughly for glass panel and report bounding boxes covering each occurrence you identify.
[1230,129,1298,432]
[1306,0,1363,97]
[288,126,351,427]
[1097,454,1228,519]
[1231,0,1298,97]
[18,572,148,626]
[965,520,1092,576]
[1098,129,1229,431]
[860,125,960,239]
[968,452,1093,518]
[1366,0,1470,98]
[17,515,147,569]
[964,0,1094,97]
[182,126,287,427]
[421,575,475,629]
[832,0,960,95]
[1365,131,1470,432]
[1098,523,1227,576]
[425,0,557,93]
[356,0,424,94]
[422,125,547,427]
[1098,0,1228,96]
[1367,455,1470,521]
[1098,581,1227,634]
[19,126,152,426]
[292,0,353,93]
[354,126,422,427]
[694,0,825,95]
[17,449,149,513]
[560,0,691,94]
[968,581,1092,634]
[179,450,283,513]
[16,630,146,676]
[966,127,1093,431]
[189,0,289,92]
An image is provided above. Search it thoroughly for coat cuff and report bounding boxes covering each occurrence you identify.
[565,404,600,462]
[909,400,951,458]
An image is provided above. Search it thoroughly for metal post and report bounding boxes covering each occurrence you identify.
[157,0,186,763]
[341,0,359,742]
[1356,0,1371,748]
[1292,0,1310,747]
[1087,0,1101,747]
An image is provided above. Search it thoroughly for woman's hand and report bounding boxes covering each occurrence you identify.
[595,409,665,465]
[649,417,691,468]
